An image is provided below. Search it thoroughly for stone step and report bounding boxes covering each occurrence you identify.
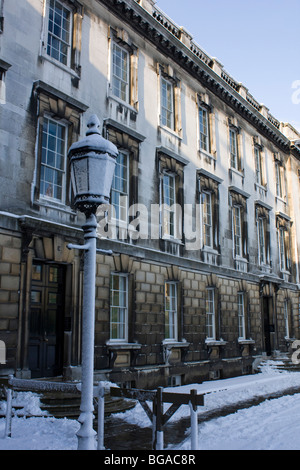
[0,379,136,420]
[40,394,136,419]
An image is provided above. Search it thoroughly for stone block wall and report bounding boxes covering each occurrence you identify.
[92,254,272,387]
[0,231,21,374]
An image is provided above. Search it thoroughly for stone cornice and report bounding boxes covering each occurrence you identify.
[97,0,297,156]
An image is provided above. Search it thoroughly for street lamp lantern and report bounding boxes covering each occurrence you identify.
[68,114,118,215]
[68,115,117,450]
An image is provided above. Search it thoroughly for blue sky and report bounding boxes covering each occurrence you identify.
[155,0,300,133]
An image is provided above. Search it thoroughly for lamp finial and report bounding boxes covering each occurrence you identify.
[86,114,101,136]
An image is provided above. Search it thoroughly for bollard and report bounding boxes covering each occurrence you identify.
[5,387,12,438]
[97,382,105,450]
[153,387,164,450]
[189,389,198,450]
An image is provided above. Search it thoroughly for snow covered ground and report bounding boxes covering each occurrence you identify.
[2,359,300,450]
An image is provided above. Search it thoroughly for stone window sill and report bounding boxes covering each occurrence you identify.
[238,339,255,345]
[162,340,190,348]
[39,53,80,79]
[106,342,141,350]
[205,339,227,347]
[107,90,138,115]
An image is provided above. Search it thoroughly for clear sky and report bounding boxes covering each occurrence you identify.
[155,0,300,133]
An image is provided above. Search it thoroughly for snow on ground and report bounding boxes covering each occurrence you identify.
[2,359,300,450]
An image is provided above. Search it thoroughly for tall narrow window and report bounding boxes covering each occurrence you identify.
[229,128,238,169]
[201,191,213,248]
[199,106,209,152]
[112,43,129,102]
[233,205,242,257]
[258,217,266,265]
[110,274,128,342]
[206,288,215,340]
[165,282,178,341]
[47,0,71,66]
[238,292,246,339]
[275,161,283,198]
[111,151,129,223]
[279,227,286,271]
[254,146,263,185]
[40,117,67,202]
[161,77,174,130]
[162,173,176,238]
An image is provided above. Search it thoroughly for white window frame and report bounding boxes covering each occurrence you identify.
[275,161,282,198]
[111,42,130,103]
[46,0,73,67]
[229,128,238,169]
[162,172,176,239]
[161,77,174,130]
[111,151,129,224]
[110,273,128,343]
[39,115,68,204]
[238,292,246,340]
[275,160,286,200]
[199,105,209,152]
[233,205,242,258]
[279,227,287,272]
[165,282,178,341]
[201,191,213,248]
[254,146,263,186]
[206,288,215,340]
[257,217,266,265]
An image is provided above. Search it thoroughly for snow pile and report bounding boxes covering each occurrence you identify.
[6,391,48,417]
[0,416,79,450]
[173,393,300,450]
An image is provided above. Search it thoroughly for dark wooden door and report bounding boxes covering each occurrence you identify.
[263,296,272,356]
[29,263,65,377]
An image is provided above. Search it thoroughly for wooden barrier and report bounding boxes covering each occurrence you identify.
[110,386,204,450]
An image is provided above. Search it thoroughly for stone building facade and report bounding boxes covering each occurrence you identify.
[1,0,300,388]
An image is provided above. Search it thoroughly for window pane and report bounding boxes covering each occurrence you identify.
[238,292,245,339]
[199,107,209,151]
[161,78,174,129]
[233,206,242,257]
[40,118,66,202]
[165,283,177,340]
[255,147,262,185]
[206,289,215,339]
[110,274,128,341]
[111,152,129,222]
[112,44,129,102]
[47,0,71,66]
[258,218,265,264]
[230,129,238,168]
[162,174,176,238]
[202,192,212,247]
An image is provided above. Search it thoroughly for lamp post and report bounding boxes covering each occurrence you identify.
[68,115,118,450]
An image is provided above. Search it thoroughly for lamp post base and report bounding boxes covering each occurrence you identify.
[77,412,97,450]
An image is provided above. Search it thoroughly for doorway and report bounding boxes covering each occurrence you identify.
[28,262,65,378]
[263,296,274,356]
